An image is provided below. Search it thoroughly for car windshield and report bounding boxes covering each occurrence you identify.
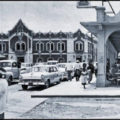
[33,66,47,72]
[0,62,11,67]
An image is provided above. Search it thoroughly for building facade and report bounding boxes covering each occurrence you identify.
[0,19,97,63]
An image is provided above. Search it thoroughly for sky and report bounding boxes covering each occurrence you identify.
[0,1,120,34]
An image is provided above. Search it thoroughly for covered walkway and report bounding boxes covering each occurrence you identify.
[81,6,120,87]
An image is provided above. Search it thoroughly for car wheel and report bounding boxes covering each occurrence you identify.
[45,80,50,88]
[22,85,28,90]
[8,76,12,85]
[57,79,61,84]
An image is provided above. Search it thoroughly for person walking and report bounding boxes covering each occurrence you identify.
[74,60,81,81]
[0,75,8,119]
[87,60,94,84]
[66,62,73,81]
[80,63,88,89]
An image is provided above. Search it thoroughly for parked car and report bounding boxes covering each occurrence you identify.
[57,63,68,81]
[59,63,75,78]
[0,71,8,119]
[0,67,12,85]
[19,65,62,90]
[20,63,33,74]
[0,60,19,83]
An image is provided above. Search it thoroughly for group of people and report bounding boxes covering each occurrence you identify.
[74,60,95,89]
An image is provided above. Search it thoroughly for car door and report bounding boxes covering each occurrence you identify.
[53,67,59,82]
[48,67,55,84]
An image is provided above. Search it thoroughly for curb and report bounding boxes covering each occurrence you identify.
[31,95,120,98]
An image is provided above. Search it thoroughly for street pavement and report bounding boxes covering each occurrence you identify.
[31,74,120,96]
[6,84,47,119]
[6,74,120,119]
[20,97,120,119]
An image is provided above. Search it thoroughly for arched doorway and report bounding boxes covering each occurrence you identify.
[47,57,53,61]
[58,57,65,63]
[37,58,43,63]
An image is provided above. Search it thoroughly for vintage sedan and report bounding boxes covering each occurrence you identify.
[0,67,14,85]
[20,63,33,74]
[19,65,62,90]
[57,63,68,81]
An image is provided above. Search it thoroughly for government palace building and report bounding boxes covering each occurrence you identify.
[0,19,97,64]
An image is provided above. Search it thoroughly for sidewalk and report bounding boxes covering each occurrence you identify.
[32,74,120,97]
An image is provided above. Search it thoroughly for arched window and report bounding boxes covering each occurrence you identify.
[51,42,54,51]
[62,42,65,51]
[40,43,44,51]
[57,42,61,51]
[80,43,83,51]
[36,43,39,51]
[3,43,6,51]
[16,43,20,51]
[75,43,79,50]
[46,42,50,51]
[0,44,2,51]
[21,42,26,50]
[75,41,83,51]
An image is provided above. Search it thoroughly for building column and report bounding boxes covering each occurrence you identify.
[67,33,76,62]
[96,29,106,87]
[96,7,106,87]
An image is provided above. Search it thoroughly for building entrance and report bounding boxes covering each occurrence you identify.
[76,57,82,62]
[17,57,24,63]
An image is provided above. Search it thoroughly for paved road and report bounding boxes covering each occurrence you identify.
[20,97,120,119]
[6,83,48,119]
[5,75,96,119]
[6,75,120,119]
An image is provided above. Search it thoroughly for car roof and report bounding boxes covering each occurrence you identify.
[33,64,57,67]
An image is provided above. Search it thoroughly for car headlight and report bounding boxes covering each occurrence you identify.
[2,74,6,79]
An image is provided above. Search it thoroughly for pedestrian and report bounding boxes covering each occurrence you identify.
[95,62,98,77]
[74,60,81,81]
[0,75,8,119]
[80,63,88,89]
[66,61,73,81]
[106,59,110,80]
[87,60,94,83]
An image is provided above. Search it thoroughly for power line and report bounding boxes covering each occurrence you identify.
[107,1,116,15]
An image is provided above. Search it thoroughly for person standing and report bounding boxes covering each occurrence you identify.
[87,60,94,84]
[74,60,81,81]
[66,62,73,81]
[80,63,88,89]
[106,59,110,80]
[0,77,8,119]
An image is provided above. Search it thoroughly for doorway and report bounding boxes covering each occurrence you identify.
[17,57,24,63]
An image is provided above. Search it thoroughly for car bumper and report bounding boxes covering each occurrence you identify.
[19,82,45,86]
[19,79,45,86]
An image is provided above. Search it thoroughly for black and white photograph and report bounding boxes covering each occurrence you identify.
[1,0,120,119]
